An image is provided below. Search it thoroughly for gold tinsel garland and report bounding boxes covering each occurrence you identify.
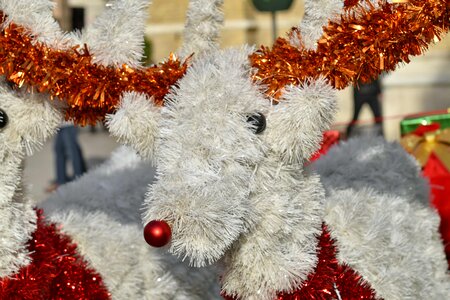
[250,0,450,100]
[0,12,188,125]
[0,0,449,124]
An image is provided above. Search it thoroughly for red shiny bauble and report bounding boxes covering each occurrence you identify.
[143,220,172,247]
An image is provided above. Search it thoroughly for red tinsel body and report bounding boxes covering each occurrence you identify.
[223,224,380,300]
[0,209,111,300]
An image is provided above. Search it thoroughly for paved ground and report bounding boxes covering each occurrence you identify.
[24,127,119,203]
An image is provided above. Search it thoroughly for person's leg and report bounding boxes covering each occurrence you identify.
[62,126,86,179]
[54,128,68,185]
[346,98,364,137]
[367,96,384,136]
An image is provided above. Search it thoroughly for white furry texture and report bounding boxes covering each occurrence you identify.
[293,0,343,49]
[311,136,430,206]
[324,188,450,299]
[50,210,177,300]
[135,67,450,298]
[265,77,337,164]
[82,0,150,68]
[51,210,222,300]
[106,92,161,162]
[42,146,153,226]
[179,0,224,58]
[138,48,334,299]
[42,147,221,299]
[0,0,66,47]
[221,168,324,300]
[0,82,62,277]
[143,47,270,267]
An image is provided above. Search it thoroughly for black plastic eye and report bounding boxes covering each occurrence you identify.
[0,109,8,129]
[247,113,266,134]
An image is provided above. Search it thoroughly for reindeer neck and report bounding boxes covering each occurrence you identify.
[0,148,37,277]
[221,159,325,299]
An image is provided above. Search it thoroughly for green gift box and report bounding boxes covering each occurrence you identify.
[400,110,450,136]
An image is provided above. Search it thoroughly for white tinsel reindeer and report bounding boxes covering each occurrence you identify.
[0,0,221,299]
[103,0,450,299]
[1,0,449,299]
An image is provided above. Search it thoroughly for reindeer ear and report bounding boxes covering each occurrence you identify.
[0,83,63,155]
[265,77,337,165]
[106,92,161,162]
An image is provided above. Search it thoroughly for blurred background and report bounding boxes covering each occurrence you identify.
[25,0,450,202]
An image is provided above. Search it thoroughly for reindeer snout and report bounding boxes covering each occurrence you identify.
[143,220,172,247]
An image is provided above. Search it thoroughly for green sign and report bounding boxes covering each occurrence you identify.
[252,0,294,12]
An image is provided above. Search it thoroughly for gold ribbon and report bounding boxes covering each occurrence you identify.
[401,129,450,171]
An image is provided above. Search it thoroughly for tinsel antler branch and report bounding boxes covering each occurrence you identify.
[0,0,448,124]
[251,0,450,98]
[0,12,187,125]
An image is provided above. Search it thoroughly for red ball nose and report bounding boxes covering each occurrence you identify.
[143,220,172,247]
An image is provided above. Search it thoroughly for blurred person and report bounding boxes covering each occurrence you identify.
[346,78,383,138]
[46,123,86,192]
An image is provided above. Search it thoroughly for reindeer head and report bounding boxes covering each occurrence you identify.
[135,63,335,268]
[101,0,340,269]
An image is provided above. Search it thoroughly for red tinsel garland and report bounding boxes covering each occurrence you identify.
[0,209,111,300]
[223,224,379,300]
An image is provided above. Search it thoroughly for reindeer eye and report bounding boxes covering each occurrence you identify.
[246,113,266,134]
[0,109,8,129]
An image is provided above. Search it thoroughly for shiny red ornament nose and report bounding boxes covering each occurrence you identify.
[143,220,172,247]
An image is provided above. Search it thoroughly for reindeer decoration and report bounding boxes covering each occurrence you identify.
[0,0,221,299]
[0,0,449,299]
[106,0,449,299]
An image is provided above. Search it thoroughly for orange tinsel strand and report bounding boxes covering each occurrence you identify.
[0,0,448,124]
[250,0,450,100]
[0,12,188,125]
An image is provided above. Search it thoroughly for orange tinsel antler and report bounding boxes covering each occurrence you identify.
[0,12,188,125]
[251,0,450,99]
[0,0,448,124]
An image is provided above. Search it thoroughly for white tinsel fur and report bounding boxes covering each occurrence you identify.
[80,0,150,68]
[140,48,332,299]
[42,147,221,299]
[106,92,161,162]
[293,0,343,49]
[0,1,221,298]
[0,82,61,277]
[311,136,431,206]
[107,0,225,158]
[139,46,450,297]
[178,0,224,58]
[105,0,450,298]
[325,187,450,299]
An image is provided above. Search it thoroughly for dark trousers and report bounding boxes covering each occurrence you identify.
[54,126,86,185]
[346,96,383,136]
